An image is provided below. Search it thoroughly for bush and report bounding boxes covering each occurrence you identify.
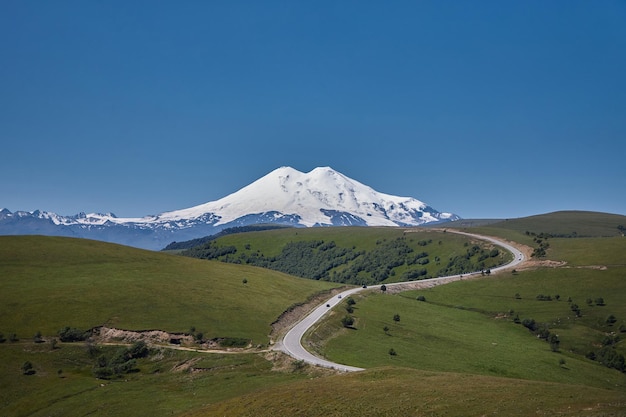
[58,327,88,342]
[521,318,537,332]
[341,316,354,328]
[416,295,426,302]
[21,361,35,375]
[128,341,149,358]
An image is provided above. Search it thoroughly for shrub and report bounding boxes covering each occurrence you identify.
[58,327,88,342]
[521,318,537,332]
[128,341,149,358]
[341,316,355,328]
[21,361,35,375]
[416,295,426,302]
[393,314,400,322]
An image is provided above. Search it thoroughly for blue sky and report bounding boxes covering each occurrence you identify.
[1,1,625,219]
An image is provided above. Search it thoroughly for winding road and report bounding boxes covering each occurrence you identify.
[276,230,526,372]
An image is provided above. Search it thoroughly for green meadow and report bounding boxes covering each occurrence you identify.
[0,235,338,343]
[1,211,625,416]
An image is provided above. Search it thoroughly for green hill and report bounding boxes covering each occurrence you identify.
[1,212,625,417]
[0,235,338,342]
[182,227,511,284]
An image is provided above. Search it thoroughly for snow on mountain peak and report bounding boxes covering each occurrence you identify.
[0,166,459,250]
[158,166,453,227]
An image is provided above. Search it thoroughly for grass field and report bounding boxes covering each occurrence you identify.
[184,367,625,417]
[0,236,339,343]
[1,211,625,416]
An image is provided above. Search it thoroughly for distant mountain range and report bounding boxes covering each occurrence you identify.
[0,166,460,250]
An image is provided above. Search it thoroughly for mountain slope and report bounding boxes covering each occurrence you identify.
[0,167,460,249]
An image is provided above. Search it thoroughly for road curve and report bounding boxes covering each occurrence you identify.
[276,230,525,372]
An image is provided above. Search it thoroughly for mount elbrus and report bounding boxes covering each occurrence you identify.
[0,167,460,250]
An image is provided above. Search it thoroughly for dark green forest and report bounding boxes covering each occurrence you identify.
[182,235,506,285]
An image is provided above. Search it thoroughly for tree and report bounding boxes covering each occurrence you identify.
[595,297,605,306]
[128,341,149,358]
[548,334,560,352]
[380,284,387,293]
[346,297,356,306]
[388,348,397,356]
[383,326,389,335]
[393,314,400,322]
[416,295,426,302]
[21,361,34,375]
[33,331,44,343]
[242,278,248,285]
[341,316,354,328]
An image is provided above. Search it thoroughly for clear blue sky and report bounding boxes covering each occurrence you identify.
[1,1,625,219]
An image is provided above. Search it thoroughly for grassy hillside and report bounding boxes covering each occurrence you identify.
[0,236,339,343]
[487,210,626,237]
[2,212,625,417]
[306,213,626,393]
[185,367,625,417]
[183,227,511,285]
[445,210,626,247]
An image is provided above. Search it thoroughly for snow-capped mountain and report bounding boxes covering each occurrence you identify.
[0,167,460,250]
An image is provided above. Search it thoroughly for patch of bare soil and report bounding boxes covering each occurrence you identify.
[94,326,196,345]
[92,327,238,351]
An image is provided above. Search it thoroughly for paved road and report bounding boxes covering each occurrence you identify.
[276,230,525,372]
